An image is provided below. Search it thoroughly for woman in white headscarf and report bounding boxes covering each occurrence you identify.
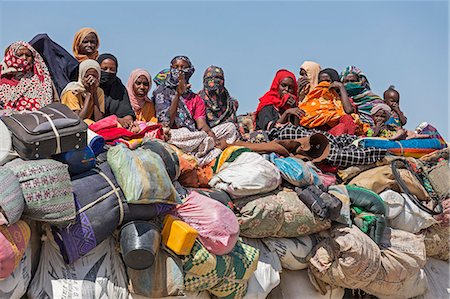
[61,59,104,122]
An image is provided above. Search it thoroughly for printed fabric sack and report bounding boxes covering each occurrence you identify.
[28,230,129,299]
[308,225,382,291]
[4,159,75,225]
[361,228,428,299]
[0,166,24,225]
[0,243,32,299]
[380,190,436,233]
[107,144,180,204]
[235,188,330,238]
[183,240,259,299]
[262,236,316,271]
[272,156,322,187]
[127,247,184,298]
[209,152,281,198]
[171,191,239,255]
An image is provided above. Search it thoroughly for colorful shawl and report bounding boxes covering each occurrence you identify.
[153,56,197,131]
[0,41,53,111]
[255,69,298,117]
[198,66,238,128]
[344,82,383,126]
[72,28,100,62]
[299,81,346,128]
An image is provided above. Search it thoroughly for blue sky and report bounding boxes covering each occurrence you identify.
[1,1,448,139]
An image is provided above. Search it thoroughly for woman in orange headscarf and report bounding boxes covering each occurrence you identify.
[255,69,305,130]
[72,28,100,62]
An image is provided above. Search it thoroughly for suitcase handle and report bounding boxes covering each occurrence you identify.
[34,111,62,154]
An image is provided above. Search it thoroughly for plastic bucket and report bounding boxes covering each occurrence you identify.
[120,221,161,270]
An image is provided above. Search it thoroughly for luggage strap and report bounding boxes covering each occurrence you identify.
[34,111,62,154]
[77,169,125,225]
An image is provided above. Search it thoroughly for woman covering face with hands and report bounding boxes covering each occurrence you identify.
[61,59,104,122]
[255,69,304,131]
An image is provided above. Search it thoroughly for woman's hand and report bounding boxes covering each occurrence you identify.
[83,75,99,93]
[176,72,191,95]
[286,95,297,107]
[284,107,305,119]
[329,81,344,89]
[117,117,134,129]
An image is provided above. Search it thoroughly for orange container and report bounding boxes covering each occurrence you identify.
[162,215,198,255]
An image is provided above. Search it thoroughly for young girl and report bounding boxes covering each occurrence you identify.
[367,103,426,140]
[383,85,407,127]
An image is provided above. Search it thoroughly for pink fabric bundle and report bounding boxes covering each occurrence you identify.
[171,191,239,255]
[0,220,30,279]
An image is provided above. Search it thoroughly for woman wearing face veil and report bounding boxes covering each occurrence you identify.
[97,53,135,129]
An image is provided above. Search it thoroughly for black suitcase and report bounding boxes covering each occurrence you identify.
[1,103,88,159]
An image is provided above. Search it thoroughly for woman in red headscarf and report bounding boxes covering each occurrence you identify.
[255,69,305,130]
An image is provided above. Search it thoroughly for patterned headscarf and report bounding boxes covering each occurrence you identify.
[0,41,53,111]
[125,68,152,113]
[198,65,238,128]
[72,28,100,62]
[164,55,195,88]
[61,59,101,97]
[153,68,170,87]
[153,55,197,131]
[341,65,371,90]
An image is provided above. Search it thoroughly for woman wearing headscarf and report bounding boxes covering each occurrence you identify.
[126,68,157,123]
[97,53,135,129]
[255,69,304,131]
[61,59,104,122]
[297,61,321,101]
[153,56,216,137]
[198,65,239,128]
[341,65,371,90]
[0,41,53,111]
[341,66,383,127]
[72,28,100,63]
[299,68,357,135]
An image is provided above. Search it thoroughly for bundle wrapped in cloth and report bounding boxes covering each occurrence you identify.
[183,240,259,299]
[235,188,330,238]
[4,159,75,225]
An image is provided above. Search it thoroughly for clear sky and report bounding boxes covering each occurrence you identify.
[1,1,448,139]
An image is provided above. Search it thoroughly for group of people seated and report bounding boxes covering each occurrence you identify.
[1,27,426,155]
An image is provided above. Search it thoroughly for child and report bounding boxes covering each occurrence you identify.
[383,85,407,127]
[367,103,427,140]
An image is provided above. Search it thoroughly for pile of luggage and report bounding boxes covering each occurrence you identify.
[0,103,448,299]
